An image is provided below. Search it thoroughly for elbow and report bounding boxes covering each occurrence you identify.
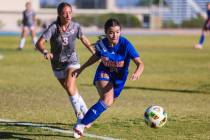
[140,61,145,70]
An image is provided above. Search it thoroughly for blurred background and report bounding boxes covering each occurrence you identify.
[0,0,209,34]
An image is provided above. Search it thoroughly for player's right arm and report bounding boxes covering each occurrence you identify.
[72,54,100,77]
[35,37,53,60]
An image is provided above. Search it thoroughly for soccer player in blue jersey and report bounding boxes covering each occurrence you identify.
[35,2,95,133]
[195,2,210,49]
[72,18,144,138]
[18,2,37,50]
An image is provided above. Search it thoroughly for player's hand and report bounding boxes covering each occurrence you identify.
[43,51,53,60]
[130,73,140,81]
[72,68,82,77]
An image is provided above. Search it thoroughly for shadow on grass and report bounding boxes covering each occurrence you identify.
[0,121,74,139]
[0,131,73,139]
[124,86,210,94]
[80,84,210,94]
[0,131,73,140]
[0,132,32,140]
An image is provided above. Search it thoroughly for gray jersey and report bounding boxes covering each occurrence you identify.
[42,21,83,71]
[22,10,35,27]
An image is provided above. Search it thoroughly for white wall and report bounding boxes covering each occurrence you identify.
[0,0,39,12]
[0,0,40,31]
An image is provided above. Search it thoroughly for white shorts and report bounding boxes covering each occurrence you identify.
[23,25,35,31]
[53,64,80,79]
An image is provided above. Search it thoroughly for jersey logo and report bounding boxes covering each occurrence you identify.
[91,109,97,114]
[70,29,75,34]
[101,56,124,68]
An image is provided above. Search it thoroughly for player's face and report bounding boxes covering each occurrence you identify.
[106,26,121,46]
[59,6,72,24]
[26,2,32,10]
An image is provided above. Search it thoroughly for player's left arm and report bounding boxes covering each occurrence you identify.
[80,35,95,54]
[130,57,144,81]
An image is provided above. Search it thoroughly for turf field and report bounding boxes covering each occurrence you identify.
[0,35,210,140]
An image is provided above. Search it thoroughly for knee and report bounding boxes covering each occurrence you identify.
[65,82,75,95]
[103,98,114,107]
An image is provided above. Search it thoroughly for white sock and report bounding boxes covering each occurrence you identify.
[78,94,88,115]
[19,38,26,49]
[78,93,88,115]
[32,37,37,46]
[69,94,84,120]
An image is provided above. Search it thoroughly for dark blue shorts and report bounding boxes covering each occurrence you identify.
[93,70,128,98]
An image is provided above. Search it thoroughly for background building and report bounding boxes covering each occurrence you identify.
[0,0,209,32]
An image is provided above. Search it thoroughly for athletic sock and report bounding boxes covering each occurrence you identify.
[69,94,84,121]
[199,33,205,45]
[32,37,38,46]
[81,100,108,125]
[19,38,26,49]
[78,94,88,115]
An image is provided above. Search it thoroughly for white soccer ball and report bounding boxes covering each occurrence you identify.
[144,105,167,128]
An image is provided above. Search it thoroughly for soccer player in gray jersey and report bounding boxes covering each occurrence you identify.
[18,1,37,50]
[35,2,95,136]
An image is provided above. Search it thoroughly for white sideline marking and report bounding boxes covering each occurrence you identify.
[0,118,119,140]
[0,54,4,60]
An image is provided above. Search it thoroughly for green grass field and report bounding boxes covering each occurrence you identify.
[0,35,210,140]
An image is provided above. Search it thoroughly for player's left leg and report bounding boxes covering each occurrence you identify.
[65,68,86,122]
[195,31,205,49]
[81,81,113,125]
[55,67,86,124]
[30,26,37,47]
[74,88,88,116]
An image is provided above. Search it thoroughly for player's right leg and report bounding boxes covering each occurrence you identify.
[18,26,28,50]
[73,81,113,138]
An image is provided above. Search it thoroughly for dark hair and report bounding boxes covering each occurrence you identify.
[56,2,72,25]
[57,2,72,15]
[104,18,121,33]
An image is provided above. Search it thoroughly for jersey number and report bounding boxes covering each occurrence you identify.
[62,37,68,46]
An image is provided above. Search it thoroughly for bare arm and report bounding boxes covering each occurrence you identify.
[130,57,144,81]
[73,54,100,77]
[80,35,95,54]
[81,54,100,71]
[35,37,53,60]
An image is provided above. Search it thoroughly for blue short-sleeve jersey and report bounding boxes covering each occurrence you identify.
[94,36,139,86]
[95,36,139,73]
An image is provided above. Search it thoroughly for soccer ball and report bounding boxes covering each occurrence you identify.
[144,105,167,128]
